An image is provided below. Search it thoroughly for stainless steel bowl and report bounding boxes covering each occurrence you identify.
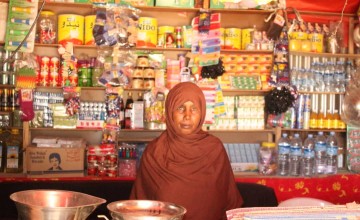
[107,200,186,220]
[10,189,106,220]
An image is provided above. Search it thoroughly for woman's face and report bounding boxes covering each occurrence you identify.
[50,157,60,168]
[172,101,201,135]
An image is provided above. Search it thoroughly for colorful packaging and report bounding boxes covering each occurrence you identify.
[58,14,84,45]
[137,17,157,48]
[84,15,96,45]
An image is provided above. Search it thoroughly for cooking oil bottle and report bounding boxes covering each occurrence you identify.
[5,128,23,173]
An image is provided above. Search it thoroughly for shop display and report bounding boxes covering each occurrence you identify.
[0,0,355,181]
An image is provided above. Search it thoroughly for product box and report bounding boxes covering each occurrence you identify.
[209,0,225,9]
[155,0,194,8]
[26,146,85,176]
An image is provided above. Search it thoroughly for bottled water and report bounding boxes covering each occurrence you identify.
[302,134,315,176]
[314,62,324,92]
[290,68,298,89]
[315,131,327,174]
[326,131,338,174]
[289,133,302,176]
[323,62,334,92]
[277,133,291,176]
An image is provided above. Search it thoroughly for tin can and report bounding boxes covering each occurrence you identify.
[49,57,60,87]
[144,78,155,89]
[133,67,144,77]
[132,78,144,89]
[137,17,157,48]
[158,26,174,47]
[136,55,149,67]
[143,67,155,78]
[58,14,84,45]
[85,15,96,45]
[225,28,241,50]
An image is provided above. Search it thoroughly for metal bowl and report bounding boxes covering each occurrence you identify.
[10,189,106,220]
[107,200,186,220]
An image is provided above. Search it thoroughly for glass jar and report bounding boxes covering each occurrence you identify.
[38,11,56,44]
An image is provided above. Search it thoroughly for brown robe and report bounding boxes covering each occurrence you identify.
[130,82,243,220]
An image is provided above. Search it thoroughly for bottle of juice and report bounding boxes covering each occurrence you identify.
[317,108,325,129]
[332,109,340,129]
[309,94,318,129]
[324,110,333,129]
[5,128,23,173]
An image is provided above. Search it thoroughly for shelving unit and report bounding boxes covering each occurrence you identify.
[1,0,358,180]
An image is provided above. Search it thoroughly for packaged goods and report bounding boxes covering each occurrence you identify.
[58,14,84,45]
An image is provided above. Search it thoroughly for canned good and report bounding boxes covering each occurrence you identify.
[58,14,84,45]
[144,78,155,89]
[137,17,157,48]
[85,15,96,45]
[157,26,174,47]
[143,67,155,78]
[132,77,144,89]
[133,67,144,77]
[136,55,149,67]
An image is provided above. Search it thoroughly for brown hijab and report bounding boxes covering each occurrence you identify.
[130,82,243,220]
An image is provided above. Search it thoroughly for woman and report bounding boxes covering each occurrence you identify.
[48,153,62,171]
[130,82,243,220]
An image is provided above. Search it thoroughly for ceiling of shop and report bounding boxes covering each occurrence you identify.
[286,0,360,14]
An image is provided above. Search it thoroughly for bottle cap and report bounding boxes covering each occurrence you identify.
[262,142,276,148]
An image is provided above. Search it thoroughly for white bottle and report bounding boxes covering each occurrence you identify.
[326,131,338,174]
[277,133,291,176]
[315,131,327,174]
[302,133,315,176]
[289,133,302,176]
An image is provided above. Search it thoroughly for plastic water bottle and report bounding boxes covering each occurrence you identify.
[302,134,315,176]
[277,133,291,176]
[289,133,302,176]
[315,131,327,174]
[326,131,338,174]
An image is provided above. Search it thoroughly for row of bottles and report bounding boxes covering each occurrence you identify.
[289,93,346,130]
[290,55,355,93]
[277,131,340,177]
[0,128,23,173]
[0,88,19,112]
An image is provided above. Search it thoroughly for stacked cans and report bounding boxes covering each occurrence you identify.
[37,56,60,87]
[87,144,118,177]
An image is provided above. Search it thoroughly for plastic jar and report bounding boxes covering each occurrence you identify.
[258,142,277,175]
[38,11,57,44]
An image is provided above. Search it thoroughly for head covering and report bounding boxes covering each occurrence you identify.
[130,82,243,220]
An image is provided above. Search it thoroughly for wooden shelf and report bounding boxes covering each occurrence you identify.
[281,128,347,133]
[29,127,103,131]
[297,91,346,95]
[290,51,360,58]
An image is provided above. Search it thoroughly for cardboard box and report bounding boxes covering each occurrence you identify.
[155,0,194,8]
[26,146,85,176]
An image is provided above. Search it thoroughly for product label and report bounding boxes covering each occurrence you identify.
[6,146,19,169]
